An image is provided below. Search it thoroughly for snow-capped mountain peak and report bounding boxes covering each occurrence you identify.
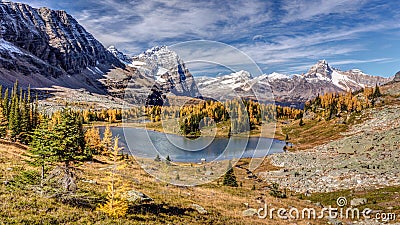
[107,45,132,65]
[139,45,172,58]
[195,60,390,105]
[130,45,200,98]
[347,68,368,76]
[304,59,334,80]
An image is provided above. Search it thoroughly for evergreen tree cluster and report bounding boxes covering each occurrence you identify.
[0,81,39,143]
[28,108,92,191]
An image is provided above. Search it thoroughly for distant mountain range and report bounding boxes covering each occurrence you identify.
[195,60,390,107]
[0,1,395,108]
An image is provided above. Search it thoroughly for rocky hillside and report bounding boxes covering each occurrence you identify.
[196,60,391,107]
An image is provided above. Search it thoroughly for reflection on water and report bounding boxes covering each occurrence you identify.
[98,127,285,163]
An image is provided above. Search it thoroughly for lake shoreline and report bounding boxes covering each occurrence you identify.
[96,126,287,163]
[86,121,282,140]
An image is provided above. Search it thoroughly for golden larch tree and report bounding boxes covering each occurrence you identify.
[97,137,129,218]
[101,125,112,155]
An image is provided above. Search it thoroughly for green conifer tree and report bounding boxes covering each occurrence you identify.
[166,155,171,165]
[19,93,30,143]
[52,108,88,191]
[9,88,21,141]
[3,88,9,119]
[373,84,381,98]
[299,118,305,126]
[0,107,8,138]
[223,161,238,187]
[27,119,57,189]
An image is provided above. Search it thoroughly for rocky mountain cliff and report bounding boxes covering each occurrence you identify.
[196,60,391,107]
[108,45,201,105]
[0,1,125,92]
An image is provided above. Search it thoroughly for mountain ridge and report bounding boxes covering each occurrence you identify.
[0,1,394,108]
[195,60,391,107]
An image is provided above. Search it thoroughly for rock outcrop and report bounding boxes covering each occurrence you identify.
[393,71,400,82]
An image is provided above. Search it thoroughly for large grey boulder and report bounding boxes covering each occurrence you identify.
[191,203,208,215]
[350,198,367,207]
[242,208,258,217]
[126,190,153,204]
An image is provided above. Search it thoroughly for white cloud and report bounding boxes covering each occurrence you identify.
[281,0,367,23]
[329,58,396,66]
[170,40,264,76]
[74,0,273,50]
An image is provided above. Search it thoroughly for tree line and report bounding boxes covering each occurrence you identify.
[70,99,304,137]
[304,85,382,120]
[0,81,40,144]
[144,99,303,136]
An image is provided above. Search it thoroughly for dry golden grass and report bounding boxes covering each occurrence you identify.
[0,142,329,224]
[276,118,350,151]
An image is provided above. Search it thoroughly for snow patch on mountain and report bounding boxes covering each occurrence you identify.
[129,60,146,68]
[157,67,169,76]
[267,72,290,80]
[0,39,23,54]
[331,70,362,91]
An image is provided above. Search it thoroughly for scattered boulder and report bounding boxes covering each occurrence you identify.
[81,179,97,184]
[350,198,367,207]
[315,202,323,208]
[191,203,208,215]
[328,217,343,225]
[205,171,214,176]
[242,208,258,217]
[126,190,153,204]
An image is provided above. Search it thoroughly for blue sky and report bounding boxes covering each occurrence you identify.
[15,0,400,77]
